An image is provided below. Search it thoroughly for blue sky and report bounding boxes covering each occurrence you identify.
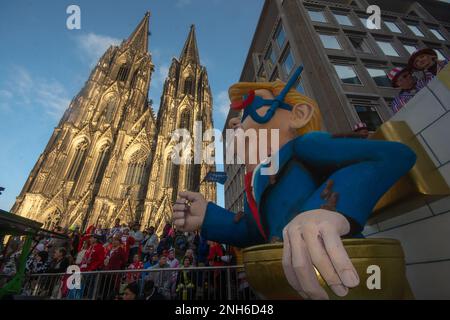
[0,0,263,210]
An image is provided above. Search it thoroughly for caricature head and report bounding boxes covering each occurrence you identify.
[227,74,322,169]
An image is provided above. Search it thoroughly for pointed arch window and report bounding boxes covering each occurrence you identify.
[93,145,110,184]
[130,70,139,88]
[67,141,88,181]
[179,110,191,129]
[183,77,194,95]
[117,63,130,82]
[163,156,173,187]
[125,161,146,185]
[125,149,147,185]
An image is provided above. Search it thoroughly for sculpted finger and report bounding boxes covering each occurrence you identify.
[173,204,188,212]
[175,198,187,205]
[302,227,347,297]
[289,226,328,300]
[178,191,202,202]
[320,224,359,288]
[173,218,186,229]
[282,226,306,298]
[172,211,186,220]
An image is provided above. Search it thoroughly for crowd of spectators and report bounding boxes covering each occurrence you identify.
[389,47,448,113]
[0,218,248,300]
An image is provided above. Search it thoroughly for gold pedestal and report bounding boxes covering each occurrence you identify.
[243,239,414,300]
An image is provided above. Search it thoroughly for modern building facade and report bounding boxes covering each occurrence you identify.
[11,13,216,234]
[223,0,450,211]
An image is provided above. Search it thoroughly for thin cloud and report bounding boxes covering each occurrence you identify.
[0,66,70,119]
[76,33,121,65]
[215,90,230,116]
[176,0,192,8]
[211,90,231,132]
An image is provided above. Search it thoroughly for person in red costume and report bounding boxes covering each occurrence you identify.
[207,241,225,267]
[104,237,127,271]
[207,241,227,299]
[77,225,96,252]
[80,234,105,272]
[102,236,127,299]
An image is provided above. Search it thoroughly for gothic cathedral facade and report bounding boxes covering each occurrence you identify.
[11,13,216,234]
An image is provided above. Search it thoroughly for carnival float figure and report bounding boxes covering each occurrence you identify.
[172,66,416,300]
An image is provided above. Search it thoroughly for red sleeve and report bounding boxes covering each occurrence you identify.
[87,245,105,271]
[207,246,217,261]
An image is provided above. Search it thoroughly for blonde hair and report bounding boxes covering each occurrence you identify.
[228,80,322,135]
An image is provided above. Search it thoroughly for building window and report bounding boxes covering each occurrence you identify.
[385,21,402,33]
[117,64,130,82]
[403,43,417,55]
[125,162,145,185]
[434,49,446,60]
[179,110,191,129]
[274,22,286,48]
[366,68,391,87]
[307,9,327,23]
[265,46,276,70]
[349,36,371,53]
[333,64,361,85]
[376,40,400,57]
[130,70,139,88]
[93,145,110,184]
[67,142,88,181]
[282,48,295,76]
[354,105,382,131]
[270,68,279,81]
[407,24,424,37]
[334,13,354,26]
[184,77,193,95]
[257,65,267,81]
[295,78,305,94]
[359,17,366,27]
[319,34,342,50]
[430,28,446,41]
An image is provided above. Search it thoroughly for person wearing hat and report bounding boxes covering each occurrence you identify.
[408,47,449,82]
[388,66,427,113]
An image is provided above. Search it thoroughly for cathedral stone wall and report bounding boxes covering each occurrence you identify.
[11,14,216,234]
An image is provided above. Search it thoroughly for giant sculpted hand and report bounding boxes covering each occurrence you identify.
[282,209,360,299]
[172,191,208,232]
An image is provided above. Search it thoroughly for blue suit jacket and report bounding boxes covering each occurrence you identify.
[201,132,416,248]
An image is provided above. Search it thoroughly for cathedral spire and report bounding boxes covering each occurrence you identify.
[180,24,200,64]
[126,11,150,53]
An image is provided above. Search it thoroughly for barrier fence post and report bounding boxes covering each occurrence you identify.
[91,273,100,300]
[226,267,232,300]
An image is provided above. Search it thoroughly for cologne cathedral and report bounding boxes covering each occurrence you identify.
[11,12,216,234]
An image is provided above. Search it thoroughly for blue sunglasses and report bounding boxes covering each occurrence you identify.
[231,65,304,124]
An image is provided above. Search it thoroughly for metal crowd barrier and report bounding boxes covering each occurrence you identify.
[20,265,258,300]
